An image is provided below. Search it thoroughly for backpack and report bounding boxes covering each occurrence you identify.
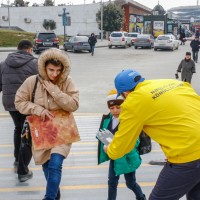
[137,131,152,155]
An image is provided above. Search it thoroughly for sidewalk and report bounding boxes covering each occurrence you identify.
[0,39,108,52]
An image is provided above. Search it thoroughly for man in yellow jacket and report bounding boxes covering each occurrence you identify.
[106,69,200,200]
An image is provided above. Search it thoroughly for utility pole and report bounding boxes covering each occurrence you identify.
[100,0,103,41]
[197,0,199,5]
[58,8,69,42]
[7,0,10,29]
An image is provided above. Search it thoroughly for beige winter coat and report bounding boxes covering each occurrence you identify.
[15,48,79,165]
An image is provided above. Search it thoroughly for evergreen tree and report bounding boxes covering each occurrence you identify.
[96,2,124,32]
[44,0,54,6]
[14,0,25,7]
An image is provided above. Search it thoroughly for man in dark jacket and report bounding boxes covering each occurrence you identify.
[0,39,38,182]
[88,33,97,56]
[190,36,200,63]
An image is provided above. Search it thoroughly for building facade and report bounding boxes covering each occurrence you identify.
[0,3,100,36]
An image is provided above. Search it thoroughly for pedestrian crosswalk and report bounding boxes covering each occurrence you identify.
[0,115,185,200]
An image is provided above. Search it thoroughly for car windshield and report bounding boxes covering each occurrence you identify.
[38,33,56,40]
[111,33,123,37]
[74,36,88,42]
[157,36,170,40]
[128,34,138,37]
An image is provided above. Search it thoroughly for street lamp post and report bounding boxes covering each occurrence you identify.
[58,8,69,42]
[100,0,103,41]
[7,0,10,29]
[63,8,67,42]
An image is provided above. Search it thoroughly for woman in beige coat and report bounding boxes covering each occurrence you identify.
[15,48,79,200]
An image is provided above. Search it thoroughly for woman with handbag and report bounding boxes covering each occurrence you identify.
[15,48,80,200]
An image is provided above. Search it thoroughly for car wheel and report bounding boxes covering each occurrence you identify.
[108,45,112,49]
[154,48,157,51]
[171,47,174,51]
[72,47,76,53]
[64,46,68,51]
[124,43,127,49]
[135,46,137,49]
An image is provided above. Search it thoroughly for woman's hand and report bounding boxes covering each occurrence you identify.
[42,81,55,93]
[40,109,55,121]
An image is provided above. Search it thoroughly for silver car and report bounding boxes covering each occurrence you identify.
[134,34,155,49]
[108,31,132,49]
[63,36,91,53]
[127,32,140,45]
[154,34,179,51]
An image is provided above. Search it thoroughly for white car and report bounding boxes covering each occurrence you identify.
[154,34,179,51]
[108,31,132,48]
[127,32,140,45]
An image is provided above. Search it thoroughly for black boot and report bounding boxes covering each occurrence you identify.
[56,188,61,200]
[136,195,146,200]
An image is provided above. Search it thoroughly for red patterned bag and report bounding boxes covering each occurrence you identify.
[27,110,80,150]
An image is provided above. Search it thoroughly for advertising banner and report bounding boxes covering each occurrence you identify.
[153,21,164,37]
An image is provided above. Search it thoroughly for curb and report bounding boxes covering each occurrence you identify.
[0,45,108,53]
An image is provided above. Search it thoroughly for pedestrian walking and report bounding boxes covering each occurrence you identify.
[15,48,80,200]
[0,39,38,181]
[104,69,200,200]
[97,89,146,200]
[179,29,186,45]
[88,33,97,56]
[176,52,195,83]
[190,36,200,63]
[195,29,200,39]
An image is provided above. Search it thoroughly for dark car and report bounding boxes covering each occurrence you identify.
[63,36,91,53]
[33,32,59,54]
[134,34,154,49]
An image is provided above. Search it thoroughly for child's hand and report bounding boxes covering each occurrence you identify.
[103,145,109,153]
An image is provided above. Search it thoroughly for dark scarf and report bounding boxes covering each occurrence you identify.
[185,58,191,62]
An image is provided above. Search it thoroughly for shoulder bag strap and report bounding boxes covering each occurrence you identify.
[31,75,39,103]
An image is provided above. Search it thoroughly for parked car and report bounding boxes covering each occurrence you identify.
[63,36,91,53]
[185,29,192,38]
[108,31,132,48]
[154,34,179,51]
[33,31,59,54]
[127,32,140,45]
[134,34,154,49]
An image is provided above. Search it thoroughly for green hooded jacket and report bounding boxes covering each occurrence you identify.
[97,113,141,176]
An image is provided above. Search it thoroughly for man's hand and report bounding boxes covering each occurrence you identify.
[41,109,54,121]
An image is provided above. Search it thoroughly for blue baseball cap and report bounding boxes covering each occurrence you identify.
[114,69,145,97]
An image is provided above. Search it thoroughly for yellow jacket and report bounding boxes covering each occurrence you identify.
[107,79,200,163]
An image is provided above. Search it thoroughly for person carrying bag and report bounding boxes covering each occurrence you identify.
[15,48,80,200]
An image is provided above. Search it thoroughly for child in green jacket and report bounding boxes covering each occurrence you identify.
[97,89,146,200]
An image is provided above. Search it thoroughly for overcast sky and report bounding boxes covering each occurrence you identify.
[5,0,199,9]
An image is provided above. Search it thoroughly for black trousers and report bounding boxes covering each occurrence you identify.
[9,111,31,175]
[149,159,200,200]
